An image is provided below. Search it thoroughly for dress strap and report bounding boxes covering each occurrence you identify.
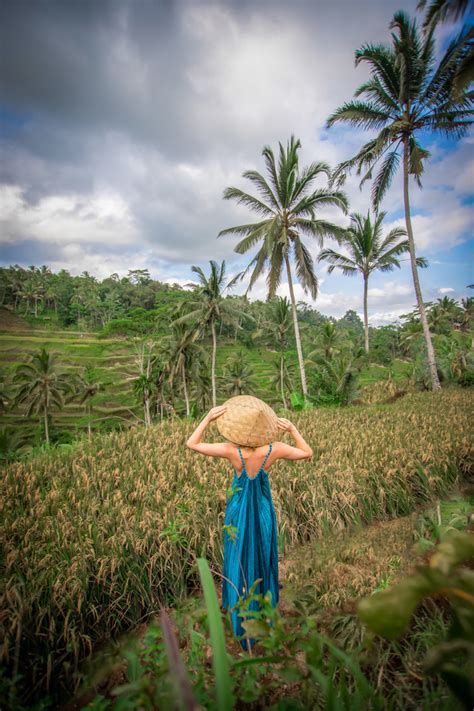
[262,442,272,467]
[237,446,245,467]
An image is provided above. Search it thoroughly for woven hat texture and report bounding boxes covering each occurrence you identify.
[216,395,278,447]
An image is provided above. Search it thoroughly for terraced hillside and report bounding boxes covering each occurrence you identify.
[0,330,139,437]
[0,307,413,445]
[0,308,294,441]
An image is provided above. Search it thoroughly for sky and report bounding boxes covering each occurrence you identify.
[1,0,473,325]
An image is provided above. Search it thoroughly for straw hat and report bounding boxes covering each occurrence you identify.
[216,395,278,448]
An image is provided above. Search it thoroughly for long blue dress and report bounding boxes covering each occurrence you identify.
[221,442,279,650]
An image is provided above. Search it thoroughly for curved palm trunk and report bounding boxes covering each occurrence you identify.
[363,273,369,354]
[211,320,217,407]
[284,253,308,398]
[43,404,49,444]
[402,136,441,391]
[182,361,190,416]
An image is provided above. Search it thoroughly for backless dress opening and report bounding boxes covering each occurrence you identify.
[221,442,279,651]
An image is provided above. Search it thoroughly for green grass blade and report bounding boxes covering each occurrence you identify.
[197,557,234,710]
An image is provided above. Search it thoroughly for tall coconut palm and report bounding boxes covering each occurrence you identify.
[171,260,247,407]
[326,11,473,390]
[218,136,348,399]
[12,347,73,444]
[318,211,427,353]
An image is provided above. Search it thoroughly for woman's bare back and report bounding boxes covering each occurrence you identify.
[231,443,276,478]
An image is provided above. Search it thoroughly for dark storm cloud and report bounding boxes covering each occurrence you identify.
[1,0,194,158]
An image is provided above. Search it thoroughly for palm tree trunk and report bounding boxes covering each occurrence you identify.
[211,319,217,407]
[87,401,92,438]
[144,393,151,427]
[280,355,287,408]
[182,361,190,416]
[43,404,49,444]
[284,253,308,398]
[363,273,369,354]
[402,136,441,391]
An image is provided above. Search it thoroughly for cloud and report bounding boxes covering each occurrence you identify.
[0,0,472,320]
[438,287,455,293]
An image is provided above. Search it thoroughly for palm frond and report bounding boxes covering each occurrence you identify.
[371,148,401,210]
[293,237,319,299]
[318,248,359,276]
[233,220,275,255]
[326,100,392,129]
[354,43,400,101]
[222,187,275,217]
[241,170,281,211]
[217,218,273,238]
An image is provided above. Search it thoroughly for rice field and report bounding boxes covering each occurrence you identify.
[1,388,472,705]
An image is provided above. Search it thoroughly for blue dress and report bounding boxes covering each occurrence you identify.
[221,442,279,650]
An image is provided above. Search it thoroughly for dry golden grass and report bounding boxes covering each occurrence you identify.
[280,514,417,609]
[1,389,472,698]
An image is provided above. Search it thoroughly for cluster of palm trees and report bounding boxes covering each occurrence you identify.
[4,348,104,446]
[211,4,473,397]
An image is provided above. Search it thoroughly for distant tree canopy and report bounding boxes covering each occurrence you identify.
[0,265,472,373]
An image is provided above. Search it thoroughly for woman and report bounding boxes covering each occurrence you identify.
[186,403,313,650]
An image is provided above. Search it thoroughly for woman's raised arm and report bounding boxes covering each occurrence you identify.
[273,417,313,460]
[186,405,231,457]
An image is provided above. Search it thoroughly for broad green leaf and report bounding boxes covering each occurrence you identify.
[357,575,433,639]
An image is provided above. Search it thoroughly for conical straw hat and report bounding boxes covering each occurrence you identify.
[216,395,278,447]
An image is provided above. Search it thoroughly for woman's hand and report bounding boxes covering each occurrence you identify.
[277,416,295,433]
[206,405,227,422]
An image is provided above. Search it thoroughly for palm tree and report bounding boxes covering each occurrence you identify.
[73,368,105,438]
[218,136,348,399]
[269,297,293,407]
[189,360,213,415]
[435,295,463,322]
[12,347,73,444]
[458,296,474,348]
[326,11,473,390]
[307,322,352,360]
[220,351,257,396]
[306,350,363,406]
[131,338,159,427]
[318,211,427,353]
[164,322,204,416]
[171,260,247,407]
[270,354,295,409]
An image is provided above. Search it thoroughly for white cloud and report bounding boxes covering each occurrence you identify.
[0,184,139,247]
[438,287,455,293]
